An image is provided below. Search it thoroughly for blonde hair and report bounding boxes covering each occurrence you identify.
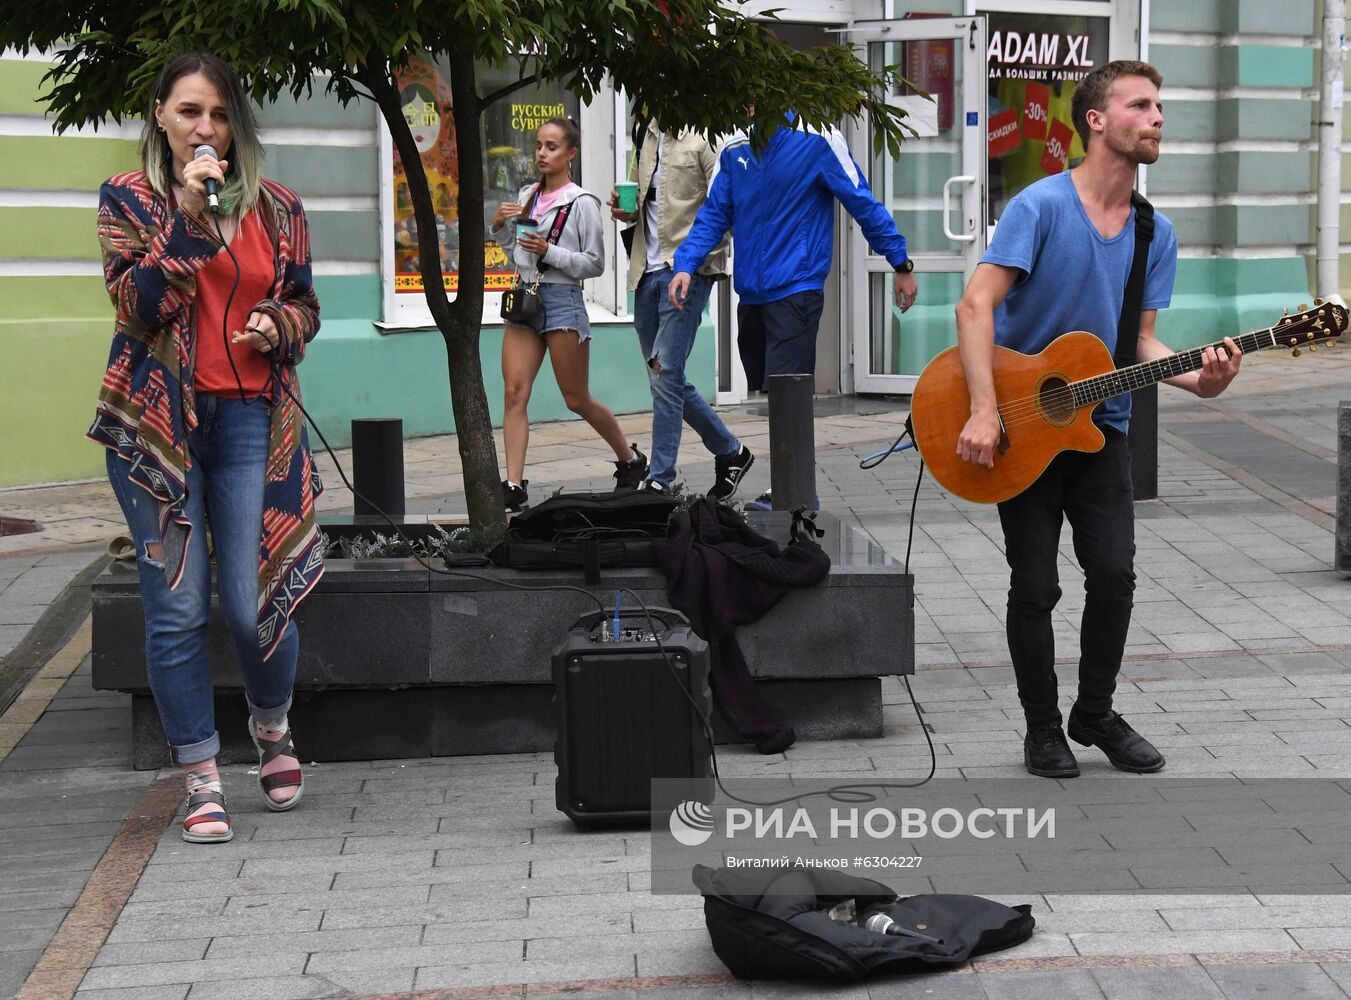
[139,52,264,214]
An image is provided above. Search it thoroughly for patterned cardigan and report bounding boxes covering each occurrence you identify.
[89,171,324,660]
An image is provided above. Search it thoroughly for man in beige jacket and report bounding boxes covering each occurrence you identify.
[610,121,754,499]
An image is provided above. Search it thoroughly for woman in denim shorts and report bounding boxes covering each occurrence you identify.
[491,117,647,511]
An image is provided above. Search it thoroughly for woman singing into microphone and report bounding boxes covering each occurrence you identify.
[90,52,322,843]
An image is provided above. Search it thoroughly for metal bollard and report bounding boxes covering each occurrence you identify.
[1128,384,1158,501]
[351,417,405,517]
[767,374,816,511]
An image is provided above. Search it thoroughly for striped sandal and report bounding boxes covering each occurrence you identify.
[181,789,233,844]
[249,719,304,812]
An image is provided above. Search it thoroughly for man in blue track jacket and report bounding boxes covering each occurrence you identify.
[669,111,918,392]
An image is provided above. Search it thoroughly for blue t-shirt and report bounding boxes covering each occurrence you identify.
[981,171,1178,433]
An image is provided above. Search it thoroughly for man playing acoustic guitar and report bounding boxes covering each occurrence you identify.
[953,60,1243,778]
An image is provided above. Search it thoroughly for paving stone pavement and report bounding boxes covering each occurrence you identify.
[2,350,1351,997]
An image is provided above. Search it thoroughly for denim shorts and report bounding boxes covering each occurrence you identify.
[525,281,591,342]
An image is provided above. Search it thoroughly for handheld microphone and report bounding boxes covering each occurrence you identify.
[862,911,944,944]
[194,144,220,213]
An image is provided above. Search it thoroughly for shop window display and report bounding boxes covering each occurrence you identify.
[982,11,1108,222]
[391,54,580,296]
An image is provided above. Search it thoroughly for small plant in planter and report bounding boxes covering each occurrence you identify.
[322,523,506,561]
[666,481,748,520]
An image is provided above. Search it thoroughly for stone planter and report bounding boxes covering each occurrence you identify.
[92,511,914,768]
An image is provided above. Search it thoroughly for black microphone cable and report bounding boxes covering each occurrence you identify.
[210,207,276,408]
[613,583,937,811]
[270,374,608,615]
[199,184,606,616]
[273,368,938,808]
[229,180,939,813]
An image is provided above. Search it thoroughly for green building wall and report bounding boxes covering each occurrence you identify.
[0,57,139,487]
[1148,0,1325,349]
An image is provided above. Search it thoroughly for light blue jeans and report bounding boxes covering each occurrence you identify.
[106,393,297,766]
[634,267,740,486]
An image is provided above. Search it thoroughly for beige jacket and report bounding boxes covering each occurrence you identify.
[625,123,730,291]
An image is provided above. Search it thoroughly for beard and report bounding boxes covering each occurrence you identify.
[1104,127,1161,165]
[1133,139,1161,165]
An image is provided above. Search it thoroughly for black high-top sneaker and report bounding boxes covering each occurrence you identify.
[612,444,648,491]
[708,445,754,500]
[502,479,529,512]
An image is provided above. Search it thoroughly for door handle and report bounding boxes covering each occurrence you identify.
[942,175,976,243]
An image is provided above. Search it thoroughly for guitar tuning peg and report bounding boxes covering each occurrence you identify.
[1310,344,1319,352]
[1300,303,1309,311]
[1292,348,1302,357]
[1284,308,1290,315]
[1315,297,1324,305]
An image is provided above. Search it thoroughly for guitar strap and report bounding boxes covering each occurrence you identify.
[1112,191,1155,369]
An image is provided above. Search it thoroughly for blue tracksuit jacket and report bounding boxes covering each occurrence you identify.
[672,115,908,305]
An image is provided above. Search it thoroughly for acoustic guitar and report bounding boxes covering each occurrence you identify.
[910,299,1348,504]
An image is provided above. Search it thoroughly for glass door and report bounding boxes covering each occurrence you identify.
[847,15,988,394]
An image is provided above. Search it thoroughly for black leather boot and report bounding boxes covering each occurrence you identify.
[1023,725,1080,778]
[1067,708,1165,773]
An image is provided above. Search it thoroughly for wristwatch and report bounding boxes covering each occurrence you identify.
[894,258,915,274]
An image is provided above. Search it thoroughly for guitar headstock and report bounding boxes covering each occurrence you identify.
[1273,297,1348,356]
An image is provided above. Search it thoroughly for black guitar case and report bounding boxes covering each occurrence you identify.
[487,490,679,582]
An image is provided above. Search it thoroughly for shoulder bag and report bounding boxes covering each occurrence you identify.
[501,189,576,325]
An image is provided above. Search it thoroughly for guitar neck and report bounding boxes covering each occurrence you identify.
[1071,328,1276,408]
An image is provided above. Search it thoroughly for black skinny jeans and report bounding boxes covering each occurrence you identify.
[996,428,1136,729]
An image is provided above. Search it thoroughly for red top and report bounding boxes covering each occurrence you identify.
[193,206,276,395]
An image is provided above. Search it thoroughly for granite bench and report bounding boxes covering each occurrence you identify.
[91,511,915,768]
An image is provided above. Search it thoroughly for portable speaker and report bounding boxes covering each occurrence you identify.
[552,607,712,829]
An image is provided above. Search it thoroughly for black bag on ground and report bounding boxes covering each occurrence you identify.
[693,865,1034,981]
[488,491,678,580]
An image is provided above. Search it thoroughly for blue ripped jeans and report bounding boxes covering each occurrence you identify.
[634,267,740,486]
[106,393,297,766]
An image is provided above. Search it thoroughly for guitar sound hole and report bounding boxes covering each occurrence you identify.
[1038,376,1075,425]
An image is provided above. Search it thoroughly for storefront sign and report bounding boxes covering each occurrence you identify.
[988,31,1097,81]
[1022,81,1049,141]
[988,107,1021,157]
[1040,118,1074,175]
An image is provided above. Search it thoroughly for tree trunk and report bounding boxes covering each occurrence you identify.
[442,44,504,528]
[360,54,504,530]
